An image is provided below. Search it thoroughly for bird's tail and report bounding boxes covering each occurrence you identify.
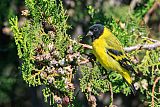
[120,68,137,95]
[130,83,136,95]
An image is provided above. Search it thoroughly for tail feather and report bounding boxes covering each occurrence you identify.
[120,69,136,95]
[130,83,136,95]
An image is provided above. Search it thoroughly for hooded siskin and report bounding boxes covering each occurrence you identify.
[87,24,136,95]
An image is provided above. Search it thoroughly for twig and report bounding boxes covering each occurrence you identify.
[88,94,97,107]
[27,67,45,81]
[144,1,160,24]
[152,77,160,107]
[141,37,159,43]
[124,42,160,52]
[79,57,90,65]
[130,0,141,13]
[109,82,113,107]
[80,41,160,52]
[79,43,93,49]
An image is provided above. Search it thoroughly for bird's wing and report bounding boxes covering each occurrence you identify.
[104,33,124,52]
[102,29,135,73]
[106,48,135,74]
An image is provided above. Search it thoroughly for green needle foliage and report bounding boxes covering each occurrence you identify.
[9,0,83,106]
[10,0,159,106]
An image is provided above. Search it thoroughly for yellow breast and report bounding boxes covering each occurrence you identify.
[92,37,121,71]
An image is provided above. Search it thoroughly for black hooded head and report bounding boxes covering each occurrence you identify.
[87,24,104,41]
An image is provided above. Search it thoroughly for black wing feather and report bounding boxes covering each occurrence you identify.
[107,48,135,74]
[107,49,123,56]
[118,58,135,74]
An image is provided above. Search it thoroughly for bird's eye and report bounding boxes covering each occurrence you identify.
[94,28,98,31]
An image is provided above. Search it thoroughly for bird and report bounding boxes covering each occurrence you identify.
[86,24,136,95]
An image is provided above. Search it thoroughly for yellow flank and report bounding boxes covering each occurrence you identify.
[92,27,132,85]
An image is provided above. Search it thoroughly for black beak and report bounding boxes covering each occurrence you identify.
[86,31,93,36]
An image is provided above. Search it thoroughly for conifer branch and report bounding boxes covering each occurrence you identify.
[144,1,160,24]
[80,38,160,52]
[124,42,160,52]
[152,77,160,107]
[109,82,113,107]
